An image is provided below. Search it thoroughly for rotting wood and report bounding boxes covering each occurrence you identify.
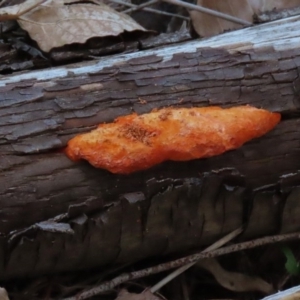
[1,16,300,280]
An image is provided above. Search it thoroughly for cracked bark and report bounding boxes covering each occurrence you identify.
[1,16,300,280]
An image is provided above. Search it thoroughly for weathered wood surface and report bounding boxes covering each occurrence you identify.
[1,16,300,280]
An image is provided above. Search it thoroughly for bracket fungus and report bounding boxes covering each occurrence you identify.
[65,106,281,174]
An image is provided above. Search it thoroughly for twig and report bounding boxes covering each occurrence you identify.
[123,0,159,14]
[109,0,189,20]
[63,231,300,300]
[162,0,251,26]
[150,227,243,293]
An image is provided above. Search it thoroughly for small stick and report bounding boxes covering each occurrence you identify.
[123,0,159,14]
[109,0,189,20]
[162,0,251,26]
[150,227,243,293]
[63,231,300,300]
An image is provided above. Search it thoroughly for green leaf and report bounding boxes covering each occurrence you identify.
[281,246,300,276]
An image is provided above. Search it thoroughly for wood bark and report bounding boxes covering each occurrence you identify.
[1,16,300,280]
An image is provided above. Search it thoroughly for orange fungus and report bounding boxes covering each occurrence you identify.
[64,106,281,174]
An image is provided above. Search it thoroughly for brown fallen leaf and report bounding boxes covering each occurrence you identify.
[17,0,147,52]
[0,0,45,21]
[197,258,274,294]
[281,291,300,300]
[65,106,280,174]
[0,288,9,300]
[190,0,300,37]
[115,289,162,300]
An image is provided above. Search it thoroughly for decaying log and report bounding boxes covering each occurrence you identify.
[1,16,300,280]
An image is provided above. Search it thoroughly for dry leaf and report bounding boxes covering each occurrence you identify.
[17,0,146,52]
[0,0,45,21]
[197,258,274,294]
[115,289,161,300]
[0,288,9,300]
[190,0,300,37]
[281,291,300,300]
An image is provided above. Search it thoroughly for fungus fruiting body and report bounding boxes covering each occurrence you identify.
[65,106,281,174]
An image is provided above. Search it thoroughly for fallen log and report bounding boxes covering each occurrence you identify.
[1,16,300,280]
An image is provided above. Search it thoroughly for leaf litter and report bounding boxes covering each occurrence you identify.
[0,0,148,52]
[17,0,147,52]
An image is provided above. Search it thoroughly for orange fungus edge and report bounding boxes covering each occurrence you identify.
[64,106,281,174]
